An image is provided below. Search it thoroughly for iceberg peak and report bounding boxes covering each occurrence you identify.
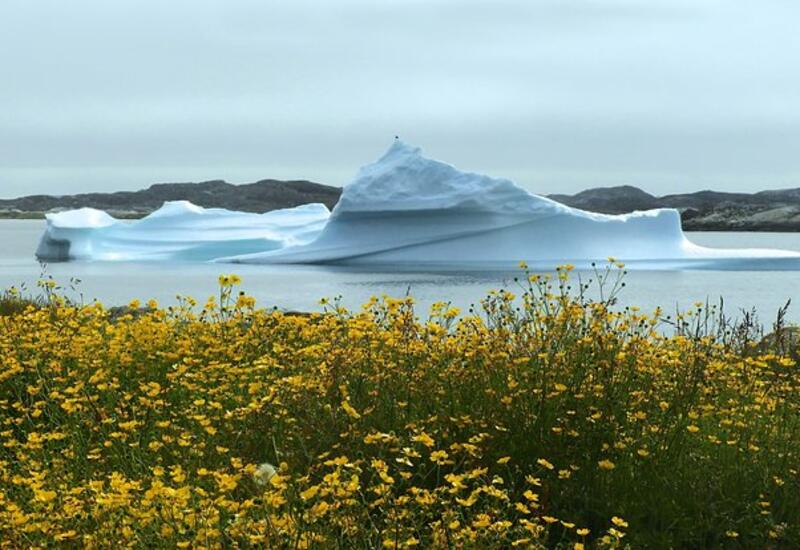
[46,207,118,229]
[335,140,569,218]
[377,138,422,163]
[146,200,206,218]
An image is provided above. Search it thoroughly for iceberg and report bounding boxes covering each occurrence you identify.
[225,140,800,269]
[35,140,800,269]
[36,201,330,262]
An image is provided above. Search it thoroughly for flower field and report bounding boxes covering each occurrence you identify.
[1,267,799,548]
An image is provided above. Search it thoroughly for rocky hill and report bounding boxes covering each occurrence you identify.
[549,186,800,231]
[0,179,342,219]
[5,178,800,231]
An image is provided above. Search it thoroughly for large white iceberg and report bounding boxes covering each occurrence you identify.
[35,140,800,269]
[36,201,330,262]
[224,140,800,269]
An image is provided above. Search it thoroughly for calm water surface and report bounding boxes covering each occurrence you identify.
[2,219,800,322]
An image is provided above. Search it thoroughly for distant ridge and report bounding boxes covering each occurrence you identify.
[0,179,343,218]
[5,178,800,231]
[548,185,658,214]
[549,185,800,231]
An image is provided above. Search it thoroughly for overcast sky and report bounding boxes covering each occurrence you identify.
[2,0,799,199]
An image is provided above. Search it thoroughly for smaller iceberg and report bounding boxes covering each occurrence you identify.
[36,201,330,262]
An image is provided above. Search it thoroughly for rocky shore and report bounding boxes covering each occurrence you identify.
[5,180,800,231]
[0,179,342,219]
[549,185,800,231]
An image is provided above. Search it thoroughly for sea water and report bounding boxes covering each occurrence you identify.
[1,219,799,323]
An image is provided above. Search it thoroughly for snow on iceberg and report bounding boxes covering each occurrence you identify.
[224,140,800,269]
[36,201,330,262]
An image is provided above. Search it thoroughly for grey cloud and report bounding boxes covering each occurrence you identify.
[1,0,799,198]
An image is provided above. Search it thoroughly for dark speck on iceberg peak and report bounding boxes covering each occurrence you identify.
[377,138,422,164]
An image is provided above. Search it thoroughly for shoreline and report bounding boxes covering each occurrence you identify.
[5,211,800,232]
